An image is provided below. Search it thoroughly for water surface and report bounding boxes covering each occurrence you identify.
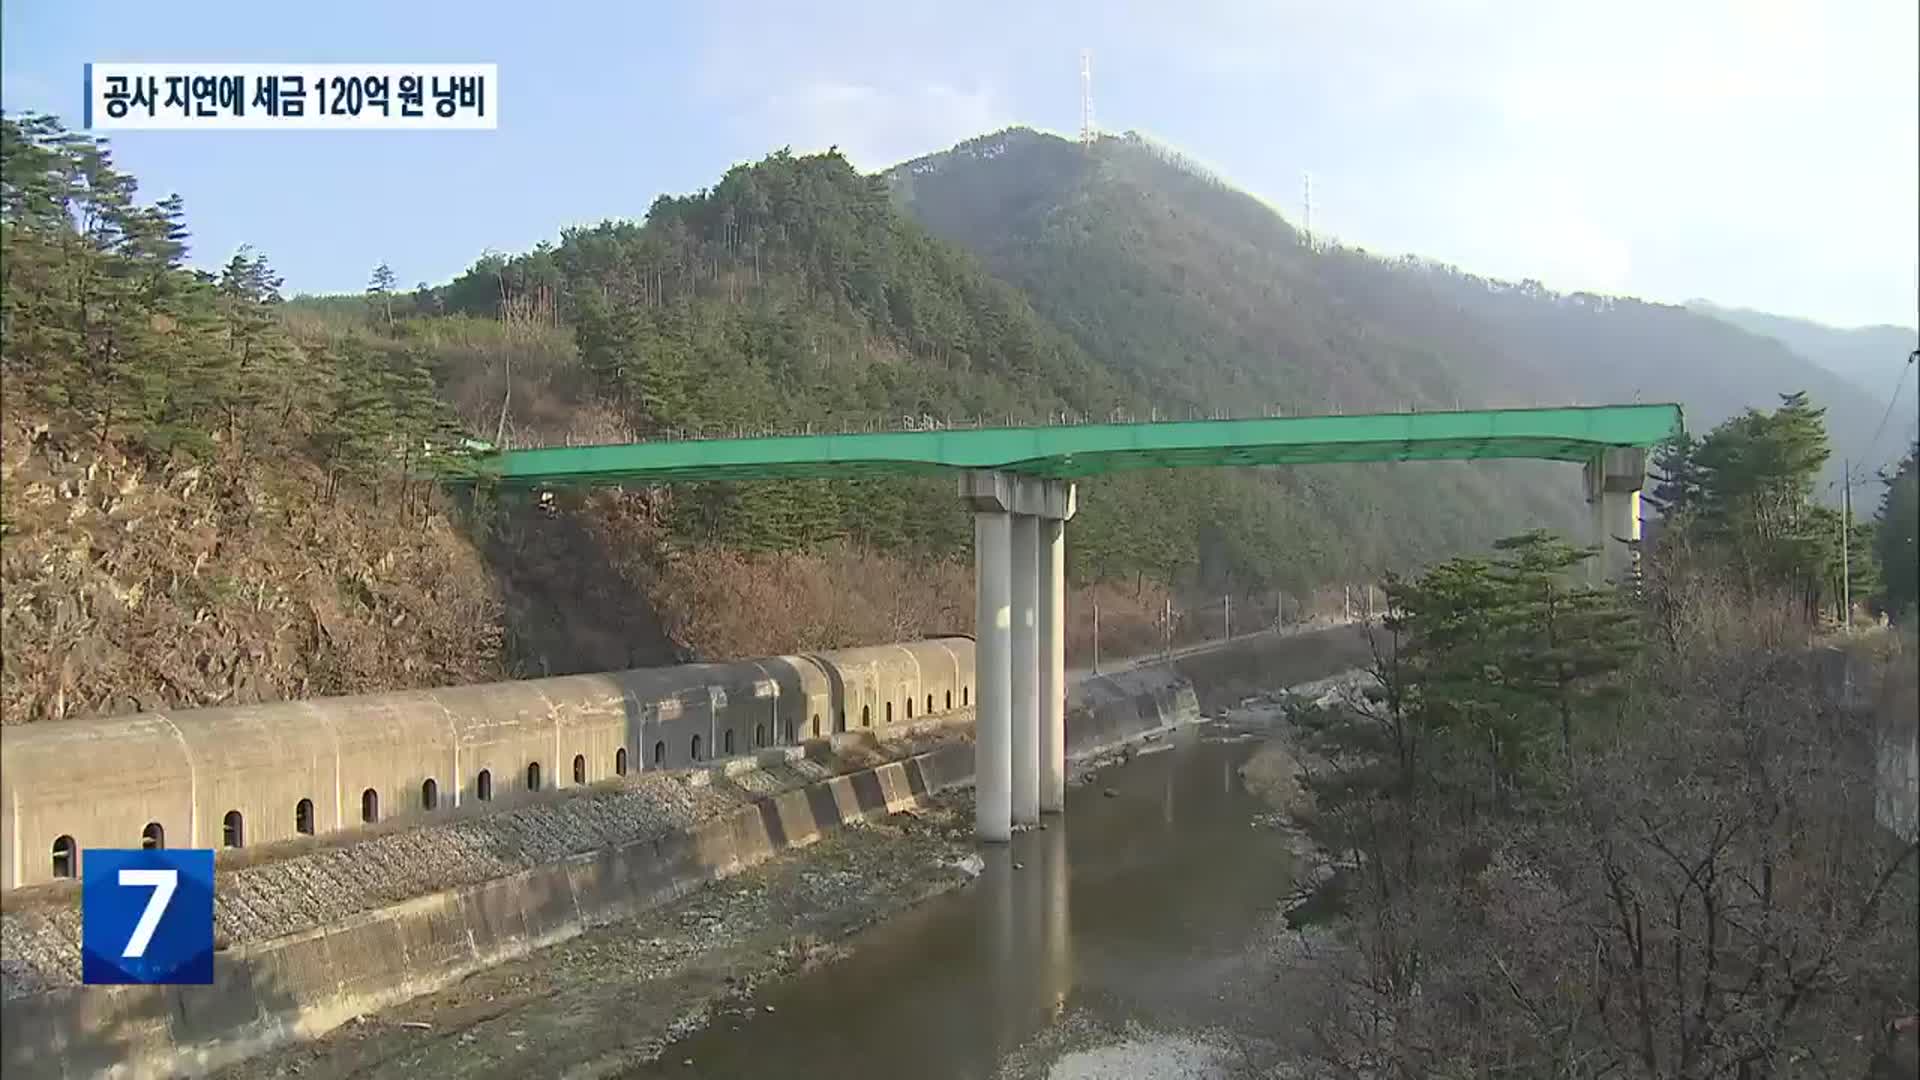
[626,726,1296,1079]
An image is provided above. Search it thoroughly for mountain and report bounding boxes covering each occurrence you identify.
[1690,298,1915,400]
[6,114,1532,722]
[410,145,1585,597]
[889,128,1902,493]
[5,110,1896,724]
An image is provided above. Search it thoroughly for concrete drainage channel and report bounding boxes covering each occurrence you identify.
[0,625,1369,1079]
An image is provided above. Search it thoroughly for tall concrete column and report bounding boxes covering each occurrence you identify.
[1604,488,1642,584]
[1585,448,1648,586]
[963,470,1075,842]
[1039,518,1066,813]
[1010,514,1042,827]
[974,509,1013,843]
[1586,495,1609,588]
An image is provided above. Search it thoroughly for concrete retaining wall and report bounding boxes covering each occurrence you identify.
[2,661,1200,1080]
[1,743,976,1080]
[1066,666,1201,754]
[1,640,975,891]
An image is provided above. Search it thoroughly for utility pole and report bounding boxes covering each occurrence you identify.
[1092,600,1100,674]
[1164,596,1172,659]
[1842,458,1852,632]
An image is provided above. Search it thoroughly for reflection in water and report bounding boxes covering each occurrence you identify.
[624,735,1294,1080]
[980,822,1073,1062]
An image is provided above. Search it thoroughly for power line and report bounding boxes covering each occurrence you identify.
[1860,347,1918,474]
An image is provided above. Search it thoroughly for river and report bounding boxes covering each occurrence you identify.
[626,722,1306,1079]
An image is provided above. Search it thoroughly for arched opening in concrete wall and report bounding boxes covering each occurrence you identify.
[755,723,766,748]
[724,730,735,755]
[421,778,438,811]
[526,762,541,792]
[886,701,894,724]
[691,734,704,761]
[962,686,969,707]
[946,690,953,711]
[142,822,165,850]
[615,747,629,776]
[361,788,379,824]
[51,835,75,878]
[572,754,586,784]
[653,741,665,765]
[907,698,914,720]
[223,810,244,849]
[295,799,314,835]
[477,770,493,801]
[927,693,934,715]
[812,714,821,737]
[862,705,871,728]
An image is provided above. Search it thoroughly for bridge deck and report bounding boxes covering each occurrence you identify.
[469,404,1683,487]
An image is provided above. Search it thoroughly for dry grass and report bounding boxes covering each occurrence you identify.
[647,542,973,660]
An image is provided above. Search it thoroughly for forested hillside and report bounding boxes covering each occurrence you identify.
[0,115,1428,722]
[890,128,1900,495]
[412,141,1568,591]
[6,111,1893,725]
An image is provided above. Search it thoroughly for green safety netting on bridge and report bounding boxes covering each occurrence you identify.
[461,404,1684,488]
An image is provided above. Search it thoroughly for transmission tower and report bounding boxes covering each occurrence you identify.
[1302,171,1314,251]
[1080,50,1095,147]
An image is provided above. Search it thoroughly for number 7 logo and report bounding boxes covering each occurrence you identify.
[117,868,178,958]
[82,849,214,985]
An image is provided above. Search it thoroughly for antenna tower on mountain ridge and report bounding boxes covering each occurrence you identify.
[1080,49,1095,147]
[1303,171,1314,251]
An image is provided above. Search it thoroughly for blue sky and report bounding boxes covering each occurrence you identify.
[4,0,1915,329]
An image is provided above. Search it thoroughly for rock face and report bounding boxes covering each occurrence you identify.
[0,416,520,725]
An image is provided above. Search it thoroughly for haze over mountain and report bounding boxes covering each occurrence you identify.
[890,127,1906,493]
[1689,298,1916,403]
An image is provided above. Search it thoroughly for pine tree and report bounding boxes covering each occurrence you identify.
[1686,391,1836,600]
[1873,444,1918,620]
[1645,432,1703,519]
[367,262,397,326]
[1486,530,1640,768]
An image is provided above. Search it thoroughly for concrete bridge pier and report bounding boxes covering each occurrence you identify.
[1585,447,1647,586]
[963,472,1077,842]
[1011,516,1041,826]
[1040,518,1066,813]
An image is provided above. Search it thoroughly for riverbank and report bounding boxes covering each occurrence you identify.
[213,794,984,1079]
[216,669,1377,1080]
[4,626,1377,1078]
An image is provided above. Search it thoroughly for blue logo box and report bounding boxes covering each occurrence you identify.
[81,849,215,985]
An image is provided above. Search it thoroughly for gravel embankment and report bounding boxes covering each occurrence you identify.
[212,796,981,1080]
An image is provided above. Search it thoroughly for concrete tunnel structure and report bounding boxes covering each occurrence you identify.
[0,639,975,890]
